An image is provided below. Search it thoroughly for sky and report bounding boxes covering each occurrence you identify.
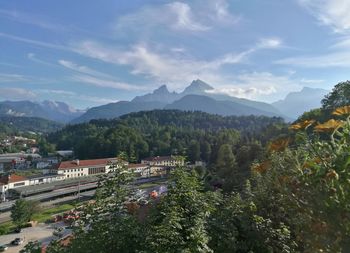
[0,0,350,109]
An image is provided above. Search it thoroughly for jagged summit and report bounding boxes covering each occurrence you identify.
[182,79,214,94]
[153,85,170,95]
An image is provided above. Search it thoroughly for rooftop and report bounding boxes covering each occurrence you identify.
[0,174,27,185]
[57,158,117,170]
[142,156,175,162]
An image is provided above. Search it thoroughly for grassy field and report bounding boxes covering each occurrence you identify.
[0,203,75,235]
[31,203,75,223]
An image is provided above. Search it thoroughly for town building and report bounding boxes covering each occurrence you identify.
[56,158,121,179]
[127,163,150,178]
[0,173,64,200]
[141,156,184,167]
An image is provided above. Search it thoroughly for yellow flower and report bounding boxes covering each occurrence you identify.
[268,138,290,152]
[332,105,350,116]
[289,120,315,130]
[314,119,343,132]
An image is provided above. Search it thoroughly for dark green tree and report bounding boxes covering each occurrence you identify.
[188,140,201,163]
[322,80,350,109]
[20,241,42,253]
[215,144,239,192]
[11,199,35,228]
[145,168,215,253]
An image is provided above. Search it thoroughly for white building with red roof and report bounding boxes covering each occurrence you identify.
[56,158,121,179]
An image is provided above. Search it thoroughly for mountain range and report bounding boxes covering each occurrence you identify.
[0,100,84,123]
[0,80,329,125]
[72,79,285,123]
[272,87,328,119]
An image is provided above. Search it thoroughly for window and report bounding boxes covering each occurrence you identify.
[14,182,25,187]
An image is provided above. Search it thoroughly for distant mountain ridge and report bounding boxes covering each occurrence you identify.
[0,81,329,124]
[165,95,283,118]
[272,87,329,119]
[0,100,84,123]
[73,79,287,123]
[0,115,63,133]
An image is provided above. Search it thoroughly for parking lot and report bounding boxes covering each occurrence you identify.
[0,223,70,253]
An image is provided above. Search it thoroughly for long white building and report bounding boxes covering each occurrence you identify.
[56,158,121,179]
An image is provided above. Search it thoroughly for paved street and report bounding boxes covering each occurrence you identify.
[0,222,71,253]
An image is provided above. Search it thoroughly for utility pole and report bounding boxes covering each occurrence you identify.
[77,178,80,202]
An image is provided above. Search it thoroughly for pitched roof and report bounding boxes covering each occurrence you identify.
[0,174,27,184]
[57,158,117,170]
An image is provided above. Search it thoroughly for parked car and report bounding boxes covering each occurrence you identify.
[0,245,8,252]
[11,238,24,245]
[53,227,64,238]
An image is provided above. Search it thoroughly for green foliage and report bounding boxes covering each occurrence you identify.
[20,240,42,253]
[322,80,350,109]
[252,112,350,252]
[48,110,285,165]
[209,193,296,253]
[215,144,239,192]
[56,162,143,253]
[0,116,63,134]
[11,199,38,227]
[144,168,214,253]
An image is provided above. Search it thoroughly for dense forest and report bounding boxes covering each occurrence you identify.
[48,110,287,162]
[0,116,63,135]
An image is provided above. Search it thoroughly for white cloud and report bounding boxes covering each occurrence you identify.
[36,89,76,96]
[115,0,238,34]
[300,78,324,83]
[276,51,350,67]
[299,0,350,33]
[0,87,36,100]
[73,38,282,89]
[72,74,149,91]
[28,53,55,66]
[0,8,67,32]
[58,59,150,91]
[205,72,301,102]
[0,73,27,82]
[0,32,69,51]
[58,59,113,79]
[35,88,117,104]
[168,2,210,31]
[257,38,282,49]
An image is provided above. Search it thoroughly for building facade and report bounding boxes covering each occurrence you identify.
[56,158,120,179]
[141,156,184,167]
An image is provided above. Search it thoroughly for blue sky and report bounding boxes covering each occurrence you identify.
[0,0,350,109]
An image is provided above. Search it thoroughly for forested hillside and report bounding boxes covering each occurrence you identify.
[0,116,63,135]
[49,110,287,162]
